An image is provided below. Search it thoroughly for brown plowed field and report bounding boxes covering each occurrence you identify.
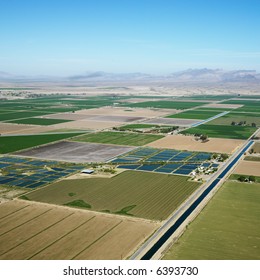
[48,120,124,130]
[0,200,158,260]
[75,107,178,117]
[232,160,260,176]
[146,134,245,154]
[0,123,38,135]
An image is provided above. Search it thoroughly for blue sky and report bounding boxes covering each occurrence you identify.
[0,0,260,75]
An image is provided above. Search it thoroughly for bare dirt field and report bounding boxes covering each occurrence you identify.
[146,134,245,153]
[80,115,145,123]
[42,113,90,121]
[15,140,135,163]
[0,123,38,135]
[45,120,124,130]
[0,200,158,260]
[232,160,260,176]
[143,118,198,126]
[75,107,178,117]
[201,104,243,109]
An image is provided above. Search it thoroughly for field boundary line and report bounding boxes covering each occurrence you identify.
[27,215,96,260]
[71,220,123,260]
[0,208,52,237]
[0,211,75,257]
[0,204,30,221]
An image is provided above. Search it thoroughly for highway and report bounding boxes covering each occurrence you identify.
[130,139,254,260]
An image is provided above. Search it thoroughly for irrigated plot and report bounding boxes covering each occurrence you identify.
[163,181,260,260]
[16,141,135,163]
[7,118,72,126]
[180,124,257,140]
[121,101,208,110]
[0,132,84,153]
[0,156,84,189]
[25,170,201,221]
[166,109,225,120]
[72,131,164,146]
[0,200,157,260]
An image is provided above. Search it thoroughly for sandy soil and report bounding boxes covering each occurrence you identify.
[146,134,245,153]
[0,200,158,260]
[232,160,260,176]
[0,123,39,135]
[201,104,243,109]
[75,106,178,117]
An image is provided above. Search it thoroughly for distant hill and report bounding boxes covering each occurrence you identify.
[1,68,260,84]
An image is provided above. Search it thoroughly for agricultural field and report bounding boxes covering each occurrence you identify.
[143,118,198,126]
[72,131,164,146]
[121,101,208,110]
[208,112,260,127]
[110,147,215,176]
[0,156,84,189]
[24,171,201,221]
[0,111,51,122]
[0,132,84,153]
[147,134,244,154]
[221,99,260,113]
[181,124,257,140]
[232,160,260,177]
[0,200,157,260]
[166,109,225,120]
[163,181,260,260]
[7,117,72,126]
[16,141,135,163]
[0,123,37,135]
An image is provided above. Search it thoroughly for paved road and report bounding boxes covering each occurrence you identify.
[130,139,254,260]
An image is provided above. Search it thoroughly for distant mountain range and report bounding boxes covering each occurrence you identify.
[1,68,260,84]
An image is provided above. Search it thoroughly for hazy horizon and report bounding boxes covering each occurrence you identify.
[1,0,260,76]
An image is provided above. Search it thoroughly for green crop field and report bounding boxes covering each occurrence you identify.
[24,170,200,220]
[181,124,257,139]
[72,131,164,146]
[0,132,83,153]
[163,181,260,260]
[7,117,72,126]
[208,112,260,126]
[0,111,51,121]
[221,100,260,113]
[121,101,208,110]
[166,109,225,120]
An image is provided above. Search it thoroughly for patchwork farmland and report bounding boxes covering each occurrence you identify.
[0,94,259,260]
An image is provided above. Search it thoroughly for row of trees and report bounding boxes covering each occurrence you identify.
[231,121,256,127]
